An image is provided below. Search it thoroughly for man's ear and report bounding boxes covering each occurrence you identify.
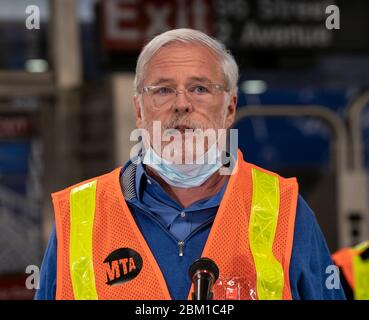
[133,95,143,128]
[225,94,237,129]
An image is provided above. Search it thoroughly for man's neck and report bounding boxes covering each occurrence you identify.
[145,165,228,208]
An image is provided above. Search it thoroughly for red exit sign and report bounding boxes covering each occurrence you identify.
[102,0,213,51]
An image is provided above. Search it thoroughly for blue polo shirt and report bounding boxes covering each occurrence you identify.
[35,161,346,300]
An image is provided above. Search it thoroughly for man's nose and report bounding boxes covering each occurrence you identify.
[173,91,193,113]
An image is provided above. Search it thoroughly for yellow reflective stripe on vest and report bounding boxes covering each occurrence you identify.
[353,241,369,300]
[69,181,98,300]
[249,168,284,300]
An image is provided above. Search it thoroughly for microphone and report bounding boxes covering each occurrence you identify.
[188,257,219,300]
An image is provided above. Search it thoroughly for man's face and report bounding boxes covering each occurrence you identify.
[133,43,237,160]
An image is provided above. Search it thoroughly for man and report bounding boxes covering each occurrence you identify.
[35,28,345,300]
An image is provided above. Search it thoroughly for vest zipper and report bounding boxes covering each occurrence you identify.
[178,241,184,257]
[177,218,214,257]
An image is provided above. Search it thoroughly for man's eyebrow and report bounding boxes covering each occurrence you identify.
[149,76,214,86]
[187,76,213,83]
[150,78,176,86]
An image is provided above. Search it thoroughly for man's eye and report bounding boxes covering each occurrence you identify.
[154,87,173,95]
[191,85,210,94]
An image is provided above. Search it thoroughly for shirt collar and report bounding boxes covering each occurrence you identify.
[135,160,148,201]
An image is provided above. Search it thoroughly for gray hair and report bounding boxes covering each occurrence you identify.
[134,28,239,96]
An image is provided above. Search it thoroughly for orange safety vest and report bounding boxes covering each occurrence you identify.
[332,241,369,300]
[52,149,298,300]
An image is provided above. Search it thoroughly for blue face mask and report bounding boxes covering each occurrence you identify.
[142,144,223,188]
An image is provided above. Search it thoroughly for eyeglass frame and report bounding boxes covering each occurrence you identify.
[139,82,230,108]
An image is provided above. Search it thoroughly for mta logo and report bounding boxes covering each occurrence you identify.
[103,248,143,286]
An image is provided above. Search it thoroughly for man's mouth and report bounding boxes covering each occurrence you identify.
[173,125,195,133]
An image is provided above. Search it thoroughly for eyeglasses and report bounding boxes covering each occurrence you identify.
[140,83,229,108]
